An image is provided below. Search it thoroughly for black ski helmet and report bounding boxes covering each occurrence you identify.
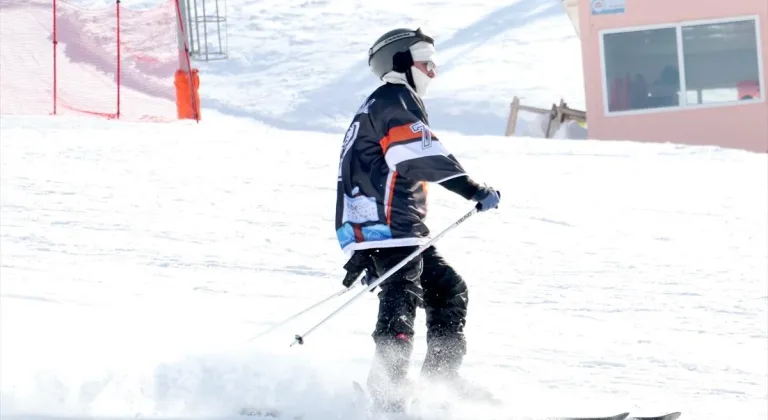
[368,27,435,79]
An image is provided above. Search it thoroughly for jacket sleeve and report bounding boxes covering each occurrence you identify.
[378,106,469,183]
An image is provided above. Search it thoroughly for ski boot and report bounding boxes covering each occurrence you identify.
[419,336,499,405]
[366,333,414,413]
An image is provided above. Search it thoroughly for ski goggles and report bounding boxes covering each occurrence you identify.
[419,60,437,73]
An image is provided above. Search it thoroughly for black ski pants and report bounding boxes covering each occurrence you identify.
[366,245,469,375]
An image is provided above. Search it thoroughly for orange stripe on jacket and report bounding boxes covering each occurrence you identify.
[386,171,398,225]
[380,123,421,154]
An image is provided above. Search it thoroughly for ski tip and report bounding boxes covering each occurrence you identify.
[559,411,681,420]
[351,380,365,393]
[629,412,681,420]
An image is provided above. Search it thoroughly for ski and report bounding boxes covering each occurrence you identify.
[514,410,681,420]
[238,407,303,419]
[353,381,638,420]
[242,382,680,420]
[629,413,681,420]
[553,414,629,420]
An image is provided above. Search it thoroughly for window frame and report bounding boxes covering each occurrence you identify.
[598,15,766,117]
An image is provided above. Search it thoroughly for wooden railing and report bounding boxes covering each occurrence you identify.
[505,96,587,138]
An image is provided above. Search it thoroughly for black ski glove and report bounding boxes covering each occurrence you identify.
[342,251,376,288]
[473,185,501,212]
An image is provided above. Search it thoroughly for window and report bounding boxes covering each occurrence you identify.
[600,17,764,114]
[683,20,761,105]
[603,28,680,112]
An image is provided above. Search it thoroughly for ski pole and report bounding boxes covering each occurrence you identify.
[247,280,361,342]
[290,206,479,347]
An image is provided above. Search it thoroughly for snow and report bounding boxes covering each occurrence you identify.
[191,0,585,136]
[1,0,767,419]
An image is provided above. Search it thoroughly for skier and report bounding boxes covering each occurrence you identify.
[335,27,501,411]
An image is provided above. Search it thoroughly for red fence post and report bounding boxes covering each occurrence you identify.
[116,0,121,118]
[173,0,200,121]
[52,0,58,115]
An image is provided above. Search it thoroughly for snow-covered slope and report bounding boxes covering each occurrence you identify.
[1,0,766,419]
[191,0,585,136]
[1,114,766,420]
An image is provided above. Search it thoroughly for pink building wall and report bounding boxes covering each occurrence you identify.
[577,0,768,152]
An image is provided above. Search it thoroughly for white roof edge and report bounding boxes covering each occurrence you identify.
[560,0,580,36]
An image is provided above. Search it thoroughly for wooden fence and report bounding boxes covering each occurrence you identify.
[505,96,587,138]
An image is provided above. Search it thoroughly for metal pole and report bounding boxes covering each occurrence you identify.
[193,0,201,59]
[201,0,209,61]
[185,0,194,57]
[214,0,223,57]
[247,283,360,342]
[175,0,190,71]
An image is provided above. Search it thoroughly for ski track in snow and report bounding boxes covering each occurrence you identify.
[0,115,766,420]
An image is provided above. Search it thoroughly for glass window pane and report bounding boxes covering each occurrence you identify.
[603,28,680,112]
[682,20,761,105]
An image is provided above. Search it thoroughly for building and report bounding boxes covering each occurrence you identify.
[561,0,767,152]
